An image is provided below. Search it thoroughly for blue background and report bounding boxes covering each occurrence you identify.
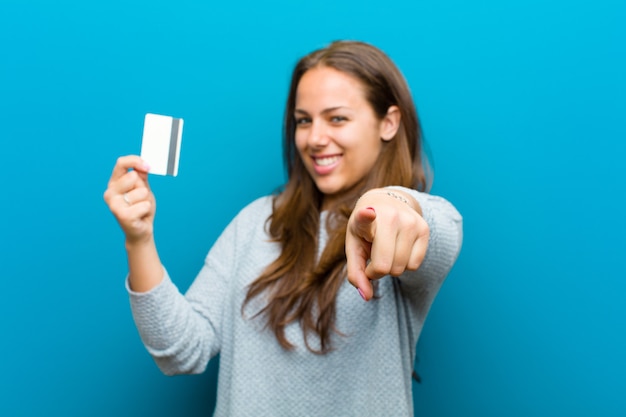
[1,0,624,415]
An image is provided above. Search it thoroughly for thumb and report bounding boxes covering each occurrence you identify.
[136,170,152,191]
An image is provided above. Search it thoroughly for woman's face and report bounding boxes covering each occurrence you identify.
[294,66,398,209]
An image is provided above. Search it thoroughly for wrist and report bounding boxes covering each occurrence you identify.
[125,235,155,252]
[381,188,423,216]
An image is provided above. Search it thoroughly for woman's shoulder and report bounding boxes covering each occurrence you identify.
[238,194,274,217]
[209,194,275,254]
[225,194,275,232]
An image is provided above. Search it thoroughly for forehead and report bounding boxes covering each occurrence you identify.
[295,66,368,109]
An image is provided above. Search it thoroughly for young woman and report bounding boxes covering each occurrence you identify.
[104,40,462,416]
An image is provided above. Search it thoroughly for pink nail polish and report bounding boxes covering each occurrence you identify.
[357,288,367,301]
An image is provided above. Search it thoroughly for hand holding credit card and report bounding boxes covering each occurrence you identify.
[140,113,184,176]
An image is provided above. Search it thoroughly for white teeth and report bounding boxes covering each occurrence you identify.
[315,156,340,166]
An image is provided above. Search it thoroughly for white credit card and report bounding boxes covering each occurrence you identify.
[140,113,184,176]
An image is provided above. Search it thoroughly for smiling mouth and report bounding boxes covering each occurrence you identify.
[313,155,341,166]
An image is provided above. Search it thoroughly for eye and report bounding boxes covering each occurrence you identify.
[330,115,347,123]
[295,117,311,126]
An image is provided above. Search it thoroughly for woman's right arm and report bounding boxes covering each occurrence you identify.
[103,155,163,292]
[104,155,225,375]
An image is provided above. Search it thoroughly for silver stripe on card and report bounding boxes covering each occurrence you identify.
[167,118,180,176]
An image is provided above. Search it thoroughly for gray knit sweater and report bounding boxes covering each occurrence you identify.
[128,187,463,416]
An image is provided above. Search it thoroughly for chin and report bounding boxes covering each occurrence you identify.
[314,181,341,196]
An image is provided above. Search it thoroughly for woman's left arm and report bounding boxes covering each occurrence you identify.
[346,187,462,301]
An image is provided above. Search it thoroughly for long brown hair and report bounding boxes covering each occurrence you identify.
[243,40,429,353]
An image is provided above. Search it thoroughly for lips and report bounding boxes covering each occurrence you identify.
[312,154,341,175]
[314,155,340,166]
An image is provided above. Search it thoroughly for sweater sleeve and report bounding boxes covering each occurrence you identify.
[126,268,216,375]
[127,208,243,376]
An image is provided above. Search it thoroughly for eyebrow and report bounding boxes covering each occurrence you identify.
[294,106,350,115]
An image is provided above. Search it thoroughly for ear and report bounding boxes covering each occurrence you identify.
[380,105,401,142]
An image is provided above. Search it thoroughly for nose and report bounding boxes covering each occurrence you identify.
[307,120,329,149]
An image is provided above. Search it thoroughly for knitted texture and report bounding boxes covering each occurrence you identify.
[128,187,463,416]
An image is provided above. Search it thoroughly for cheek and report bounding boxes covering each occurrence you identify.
[356,135,384,164]
[294,132,306,154]
[294,136,313,169]
[295,128,308,147]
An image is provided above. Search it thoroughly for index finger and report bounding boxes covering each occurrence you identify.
[110,155,150,181]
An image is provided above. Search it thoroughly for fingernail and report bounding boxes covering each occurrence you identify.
[357,288,367,301]
[365,207,375,213]
[142,162,151,171]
